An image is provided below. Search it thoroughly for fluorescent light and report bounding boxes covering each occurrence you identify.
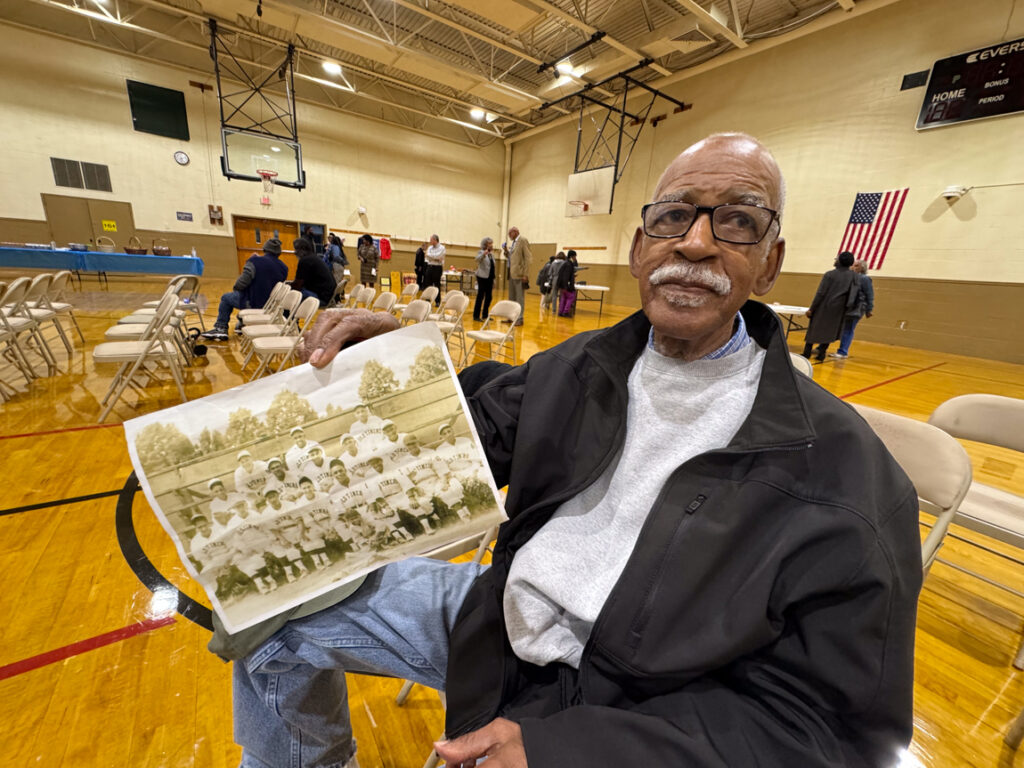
[484,112,498,123]
[555,60,574,75]
[271,146,281,152]
[322,61,342,76]
[470,108,485,121]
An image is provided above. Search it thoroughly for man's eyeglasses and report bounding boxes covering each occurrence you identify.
[641,201,778,245]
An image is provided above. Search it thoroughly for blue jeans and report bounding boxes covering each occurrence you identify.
[234,558,486,768]
[216,291,250,329]
[838,316,861,356]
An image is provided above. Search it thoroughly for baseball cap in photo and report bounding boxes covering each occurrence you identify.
[290,426,304,435]
[268,457,283,467]
[208,478,224,489]
[237,450,252,460]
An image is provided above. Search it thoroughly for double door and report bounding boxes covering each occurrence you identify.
[41,194,136,249]
[233,216,300,277]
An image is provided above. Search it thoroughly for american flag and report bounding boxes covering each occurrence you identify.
[838,189,908,270]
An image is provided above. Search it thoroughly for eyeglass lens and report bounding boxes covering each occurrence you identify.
[643,202,773,243]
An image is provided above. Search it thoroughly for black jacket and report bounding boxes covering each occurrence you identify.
[806,266,859,343]
[450,301,921,767]
[295,254,337,306]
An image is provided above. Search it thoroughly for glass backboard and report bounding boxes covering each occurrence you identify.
[221,127,305,189]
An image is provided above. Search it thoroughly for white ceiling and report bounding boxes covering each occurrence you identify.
[2,0,874,146]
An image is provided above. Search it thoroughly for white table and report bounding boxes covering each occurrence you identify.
[574,284,610,321]
[768,303,810,338]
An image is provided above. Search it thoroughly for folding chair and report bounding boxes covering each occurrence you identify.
[418,286,439,307]
[789,352,814,378]
[0,279,35,394]
[462,300,521,367]
[239,290,304,368]
[0,277,59,377]
[239,282,290,325]
[328,277,349,308]
[398,299,431,326]
[21,273,74,357]
[92,292,187,422]
[42,270,85,344]
[343,283,364,309]
[249,296,320,379]
[427,290,463,322]
[353,285,376,309]
[391,282,420,315]
[140,274,206,330]
[371,291,398,313]
[433,293,469,363]
[850,403,972,571]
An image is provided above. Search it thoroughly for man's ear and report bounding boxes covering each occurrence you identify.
[628,227,644,279]
[753,236,785,296]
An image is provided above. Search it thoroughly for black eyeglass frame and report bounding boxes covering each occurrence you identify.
[640,201,780,245]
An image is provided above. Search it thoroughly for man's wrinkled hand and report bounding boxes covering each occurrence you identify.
[434,718,526,768]
[298,308,399,368]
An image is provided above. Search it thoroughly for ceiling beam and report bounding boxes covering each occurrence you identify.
[836,0,856,9]
[672,0,747,48]
[524,0,673,76]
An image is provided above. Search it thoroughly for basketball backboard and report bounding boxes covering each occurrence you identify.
[221,127,305,189]
[566,166,614,216]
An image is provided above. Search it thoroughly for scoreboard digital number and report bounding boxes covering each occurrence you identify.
[917,36,1024,129]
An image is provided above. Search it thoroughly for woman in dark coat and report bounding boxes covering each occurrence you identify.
[293,238,337,306]
[357,234,380,288]
[802,251,860,361]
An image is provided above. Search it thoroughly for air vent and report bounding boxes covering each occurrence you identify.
[50,157,112,191]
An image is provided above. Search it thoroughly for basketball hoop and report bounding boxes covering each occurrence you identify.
[567,200,590,217]
[257,169,278,206]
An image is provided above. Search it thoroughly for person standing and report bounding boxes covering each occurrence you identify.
[536,255,557,315]
[202,238,287,341]
[357,234,379,288]
[502,225,532,326]
[414,242,427,289]
[555,250,577,317]
[833,259,875,359]
[473,236,496,322]
[293,238,336,306]
[802,251,859,361]
[424,234,445,306]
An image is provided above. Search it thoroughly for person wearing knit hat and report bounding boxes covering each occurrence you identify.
[203,236,289,341]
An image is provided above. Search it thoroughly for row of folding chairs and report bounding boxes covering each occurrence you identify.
[0,271,83,401]
[237,282,322,379]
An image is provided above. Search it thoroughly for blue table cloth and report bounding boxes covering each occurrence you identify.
[0,247,204,276]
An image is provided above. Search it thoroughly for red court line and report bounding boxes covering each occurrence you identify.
[0,616,176,681]
[840,362,945,400]
[0,422,122,442]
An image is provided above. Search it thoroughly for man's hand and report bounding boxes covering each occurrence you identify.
[866,311,873,318]
[521,278,529,287]
[433,718,526,768]
[298,308,399,368]
[804,309,812,318]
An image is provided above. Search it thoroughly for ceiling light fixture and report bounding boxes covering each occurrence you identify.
[470,108,485,121]
[322,61,342,76]
[271,146,281,152]
[555,61,574,76]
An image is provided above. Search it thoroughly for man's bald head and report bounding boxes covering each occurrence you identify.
[655,133,786,222]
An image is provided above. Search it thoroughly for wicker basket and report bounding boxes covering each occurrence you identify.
[152,238,172,256]
[96,235,116,253]
[124,235,148,254]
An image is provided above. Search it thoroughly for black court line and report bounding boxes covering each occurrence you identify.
[115,472,213,631]
[0,489,122,518]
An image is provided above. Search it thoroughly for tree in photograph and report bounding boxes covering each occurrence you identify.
[198,426,227,455]
[265,389,318,434]
[407,345,448,386]
[358,359,399,402]
[135,422,198,471]
[225,407,263,447]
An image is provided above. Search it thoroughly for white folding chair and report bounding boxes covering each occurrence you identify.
[399,299,431,325]
[240,290,302,358]
[371,291,398,313]
[391,282,420,315]
[139,274,205,329]
[42,270,85,344]
[21,273,74,358]
[92,292,187,422]
[239,282,290,325]
[789,352,814,378]
[343,283,365,309]
[249,296,320,379]
[0,280,35,393]
[0,277,59,377]
[463,299,521,367]
[851,403,972,571]
[434,293,470,363]
[418,286,439,306]
[354,285,376,309]
[328,277,349,308]
[428,290,464,322]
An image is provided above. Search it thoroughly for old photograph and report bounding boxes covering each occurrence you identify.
[124,323,506,634]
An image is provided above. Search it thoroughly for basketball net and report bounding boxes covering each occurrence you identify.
[257,170,278,207]
[567,200,590,218]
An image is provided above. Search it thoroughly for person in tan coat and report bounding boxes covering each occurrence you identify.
[502,226,532,326]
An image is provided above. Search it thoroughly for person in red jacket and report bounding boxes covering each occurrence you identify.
[229,134,921,768]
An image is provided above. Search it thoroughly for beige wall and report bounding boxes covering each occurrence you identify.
[0,23,505,253]
[507,0,1024,287]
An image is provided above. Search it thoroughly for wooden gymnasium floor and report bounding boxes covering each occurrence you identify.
[0,272,1022,768]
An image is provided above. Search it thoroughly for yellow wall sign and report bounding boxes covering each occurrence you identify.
[101,220,117,232]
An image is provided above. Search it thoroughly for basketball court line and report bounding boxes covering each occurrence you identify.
[0,488,121,518]
[0,422,122,442]
[0,616,176,681]
[840,363,946,400]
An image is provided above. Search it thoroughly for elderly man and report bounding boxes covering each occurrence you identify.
[230,133,920,768]
[502,226,532,325]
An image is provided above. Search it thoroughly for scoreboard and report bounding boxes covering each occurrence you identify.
[917,36,1024,129]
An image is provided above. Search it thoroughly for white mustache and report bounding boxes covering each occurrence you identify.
[648,263,732,296]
